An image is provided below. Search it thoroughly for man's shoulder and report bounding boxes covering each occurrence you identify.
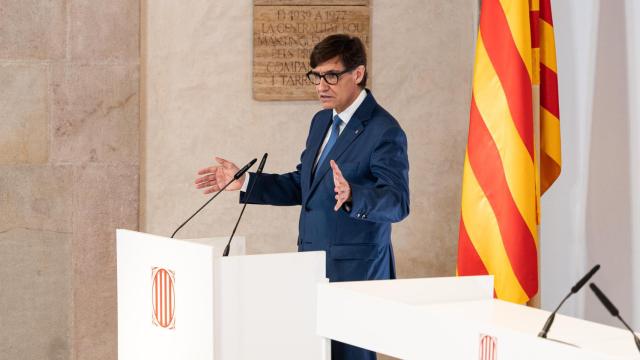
[306,108,332,131]
[312,108,333,119]
[355,90,399,129]
[368,102,402,132]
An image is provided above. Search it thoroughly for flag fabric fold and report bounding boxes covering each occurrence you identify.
[457,0,561,304]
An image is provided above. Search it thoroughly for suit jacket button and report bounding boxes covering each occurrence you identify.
[362,214,367,219]
[356,213,361,218]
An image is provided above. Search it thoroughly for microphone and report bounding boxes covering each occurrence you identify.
[234,159,257,180]
[222,153,268,256]
[170,158,257,238]
[589,283,640,353]
[538,264,601,338]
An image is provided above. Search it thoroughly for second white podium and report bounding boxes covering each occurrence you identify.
[316,276,640,360]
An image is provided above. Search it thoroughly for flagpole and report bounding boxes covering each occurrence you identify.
[529,84,542,308]
[528,0,542,309]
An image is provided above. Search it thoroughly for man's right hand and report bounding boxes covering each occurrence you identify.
[195,157,245,194]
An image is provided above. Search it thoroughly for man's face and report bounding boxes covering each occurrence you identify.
[312,56,365,113]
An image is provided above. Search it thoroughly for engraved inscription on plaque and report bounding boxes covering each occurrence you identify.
[253,1,370,100]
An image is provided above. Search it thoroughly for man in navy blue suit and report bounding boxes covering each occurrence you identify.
[196,34,409,360]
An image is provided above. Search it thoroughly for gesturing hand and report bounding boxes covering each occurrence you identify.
[195,157,245,194]
[330,160,351,211]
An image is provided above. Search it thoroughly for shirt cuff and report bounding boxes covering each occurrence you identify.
[240,173,251,192]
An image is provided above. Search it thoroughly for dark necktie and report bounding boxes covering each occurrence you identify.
[313,114,343,176]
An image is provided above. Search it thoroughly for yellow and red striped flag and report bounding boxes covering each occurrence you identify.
[457,0,561,304]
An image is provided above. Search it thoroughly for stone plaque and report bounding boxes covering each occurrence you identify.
[253,1,370,100]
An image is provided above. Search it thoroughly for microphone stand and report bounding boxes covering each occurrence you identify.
[590,283,640,353]
[223,153,267,256]
[170,158,257,238]
[538,264,600,339]
[171,180,234,238]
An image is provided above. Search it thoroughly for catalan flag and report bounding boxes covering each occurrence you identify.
[457,0,561,304]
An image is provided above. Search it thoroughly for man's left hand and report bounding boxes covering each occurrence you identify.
[330,160,351,211]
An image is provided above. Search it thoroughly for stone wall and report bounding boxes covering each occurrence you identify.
[0,1,139,359]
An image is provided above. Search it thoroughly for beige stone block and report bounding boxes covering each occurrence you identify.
[72,163,138,360]
[51,64,139,165]
[0,165,73,233]
[0,64,49,164]
[0,0,66,60]
[69,0,139,61]
[0,228,71,360]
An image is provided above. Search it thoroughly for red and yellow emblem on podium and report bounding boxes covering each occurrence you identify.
[152,267,175,329]
[479,334,497,360]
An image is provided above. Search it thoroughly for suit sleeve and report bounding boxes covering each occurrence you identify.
[239,165,302,206]
[348,126,410,223]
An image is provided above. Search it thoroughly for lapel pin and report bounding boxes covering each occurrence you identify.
[355,129,360,134]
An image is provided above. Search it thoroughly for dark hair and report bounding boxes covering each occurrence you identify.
[309,34,367,87]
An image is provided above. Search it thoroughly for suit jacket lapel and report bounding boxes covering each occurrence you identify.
[302,112,332,192]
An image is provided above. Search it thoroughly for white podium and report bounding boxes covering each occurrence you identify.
[117,229,329,360]
[317,276,640,360]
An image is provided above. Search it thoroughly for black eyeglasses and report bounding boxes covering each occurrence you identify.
[306,68,354,85]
